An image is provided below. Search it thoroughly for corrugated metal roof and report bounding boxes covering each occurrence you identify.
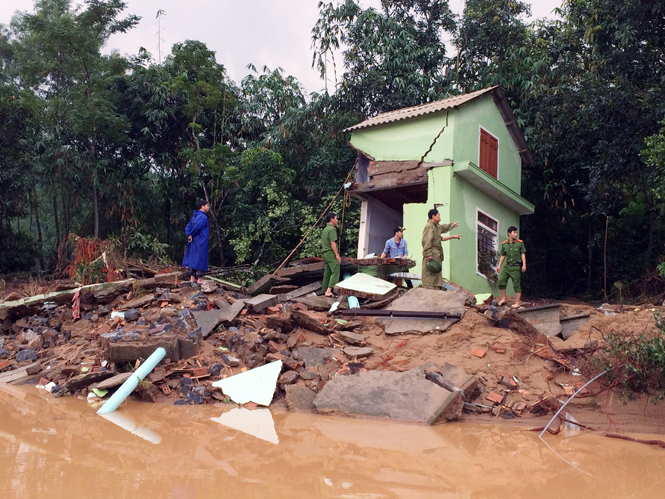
[344,86,498,132]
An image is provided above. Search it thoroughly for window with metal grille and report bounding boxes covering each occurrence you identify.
[477,210,498,281]
[479,128,498,179]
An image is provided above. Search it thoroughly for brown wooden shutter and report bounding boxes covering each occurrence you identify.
[479,129,498,179]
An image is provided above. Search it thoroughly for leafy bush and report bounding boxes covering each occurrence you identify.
[591,311,665,397]
[0,229,39,273]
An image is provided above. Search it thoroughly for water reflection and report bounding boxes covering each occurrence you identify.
[0,387,664,498]
[210,407,279,444]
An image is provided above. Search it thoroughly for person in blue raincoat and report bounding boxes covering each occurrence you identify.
[182,200,210,284]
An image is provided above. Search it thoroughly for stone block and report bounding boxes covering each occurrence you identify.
[314,368,463,425]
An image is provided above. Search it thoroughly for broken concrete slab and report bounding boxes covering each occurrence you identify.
[291,311,331,335]
[334,272,396,300]
[284,281,323,301]
[515,303,562,337]
[378,287,465,335]
[561,314,591,340]
[106,334,200,362]
[439,362,479,399]
[343,346,374,358]
[246,294,278,314]
[0,360,43,384]
[338,330,366,345]
[285,384,317,411]
[297,346,336,368]
[219,299,246,323]
[245,274,289,297]
[314,369,463,424]
[118,294,155,311]
[192,309,225,338]
[212,360,282,406]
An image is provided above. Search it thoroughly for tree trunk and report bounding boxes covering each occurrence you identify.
[646,207,655,275]
[62,190,70,237]
[587,220,593,294]
[53,194,61,249]
[91,140,99,238]
[30,184,45,270]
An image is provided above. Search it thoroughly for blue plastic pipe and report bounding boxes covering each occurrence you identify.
[97,347,166,414]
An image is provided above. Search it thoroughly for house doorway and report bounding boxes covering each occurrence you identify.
[356,184,428,258]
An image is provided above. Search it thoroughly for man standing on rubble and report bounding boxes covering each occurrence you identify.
[321,212,342,297]
[421,209,461,289]
[496,226,526,308]
[182,200,210,284]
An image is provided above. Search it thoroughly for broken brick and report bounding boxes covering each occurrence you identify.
[268,340,281,353]
[192,367,208,377]
[240,309,248,316]
[267,305,281,314]
[470,348,486,358]
[492,342,506,354]
[486,391,504,404]
[0,359,10,370]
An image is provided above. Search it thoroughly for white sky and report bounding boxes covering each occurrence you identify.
[1,0,563,94]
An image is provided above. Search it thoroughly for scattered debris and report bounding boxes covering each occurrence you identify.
[212,360,282,406]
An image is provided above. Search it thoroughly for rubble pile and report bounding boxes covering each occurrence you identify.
[0,261,653,428]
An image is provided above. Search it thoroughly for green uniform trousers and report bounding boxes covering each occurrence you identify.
[322,251,340,291]
[498,265,522,292]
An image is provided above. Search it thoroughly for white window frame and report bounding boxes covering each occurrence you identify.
[476,208,499,279]
[478,126,500,180]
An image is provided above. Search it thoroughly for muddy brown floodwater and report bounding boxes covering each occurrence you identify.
[1,385,665,499]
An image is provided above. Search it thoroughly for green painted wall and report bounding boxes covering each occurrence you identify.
[350,112,455,161]
[452,94,522,194]
[403,165,520,296]
[448,172,520,296]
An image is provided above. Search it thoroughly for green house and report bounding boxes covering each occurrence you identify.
[345,86,535,296]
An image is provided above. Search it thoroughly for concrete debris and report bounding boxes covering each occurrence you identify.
[514,303,562,337]
[343,346,374,358]
[337,330,366,346]
[291,311,331,336]
[334,272,397,300]
[314,368,463,425]
[285,384,317,411]
[378,287,465,335]
[212,360,282,406]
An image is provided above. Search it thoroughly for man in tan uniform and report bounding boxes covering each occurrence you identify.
[421,208,462,289]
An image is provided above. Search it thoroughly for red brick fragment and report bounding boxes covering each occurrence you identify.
[486,391,504,404]
[267,306,281,314]
[470,348,486,358]
[0,359,10,370]
[268,341,281,353]
[240,309,248,316]
[493,342,506,354]
[39,377,50,386]
[192,367,208,377]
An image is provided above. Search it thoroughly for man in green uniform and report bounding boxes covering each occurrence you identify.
[421,208,462,289]
[321,212,342,297]
[496,226,527,308]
